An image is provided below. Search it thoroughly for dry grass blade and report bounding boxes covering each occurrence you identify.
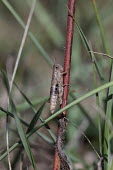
[65,117,101,159]
[10,0,36,91]
[0,70,11,170]
[1,0,53,66]
[89,51,113,59]
[5,1,36,169]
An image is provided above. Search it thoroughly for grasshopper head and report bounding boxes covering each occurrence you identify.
[54,64,63,72]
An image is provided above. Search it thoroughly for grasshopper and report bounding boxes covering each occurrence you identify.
[50,64,64,114]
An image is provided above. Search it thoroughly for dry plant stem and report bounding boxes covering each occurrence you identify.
[53,0,76,169]
[10,0,36,90]
[6,1,36,169]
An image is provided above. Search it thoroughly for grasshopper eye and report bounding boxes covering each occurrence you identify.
[55,65,59,69]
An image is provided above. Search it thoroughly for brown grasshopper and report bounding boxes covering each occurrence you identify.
[50,64,64,114]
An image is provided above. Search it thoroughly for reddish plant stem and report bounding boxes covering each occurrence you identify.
[61,0,76,117]
[53,0,77,169]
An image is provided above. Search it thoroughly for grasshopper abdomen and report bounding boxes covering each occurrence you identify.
[50,64,63,114]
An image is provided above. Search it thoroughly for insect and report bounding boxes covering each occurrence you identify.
[50,64,64,114]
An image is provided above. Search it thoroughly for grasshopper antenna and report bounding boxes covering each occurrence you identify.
[52,56,56,65]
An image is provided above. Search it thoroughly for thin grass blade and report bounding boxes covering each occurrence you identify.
[91,0,109,54]
[1,80,113,161]
[73,20,104,81]
[14,83,56,141]
[1,0,53,67]
[0,70,10,94]
[27,102,46,133]
[0,106,54,144]
[27,0,64,46]
[14,83,35,112]
[10,99,37,170]
[17,96,48,112]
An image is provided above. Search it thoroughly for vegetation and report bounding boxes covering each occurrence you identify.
[0,0,113,169]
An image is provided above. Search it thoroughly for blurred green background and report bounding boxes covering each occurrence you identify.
[0,0,113,169]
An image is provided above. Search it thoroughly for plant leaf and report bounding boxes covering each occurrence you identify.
[73,20,104,81]
[14,83,56,141]
[1,81,113,160]
[0,70,10,94]
[10,99,37,170]
[17,96,48,112]
[0,106,54,144]
[1,0,53,67]
[27,102,46,133]
[14,83,35,112]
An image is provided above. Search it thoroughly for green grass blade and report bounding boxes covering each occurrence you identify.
[1,80,113,160]
[28,32,53,66]
[91,1,113,168]
[36,132,54,144]
[73,20,104,81]
[26,0,64,46]
[0,69,12,168]
[91,9,112,163]
[104,65,113,169]
[14,83,36,112]
[28,81,113,137]
[69,93,96,129]
[0,70,10,94]
[27,102,46,133]
[92,51,102,156]
[74,21,90,54]
[1,0,53,67]
[109,158,113,170]
[10,100,37,170]
[0,106,54,144]
[91,0,110,54]
[90,1,113,167]
[15,83,56,141]
[17,96,48,112]
[0,142,20,161]
[91,1,113,167]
